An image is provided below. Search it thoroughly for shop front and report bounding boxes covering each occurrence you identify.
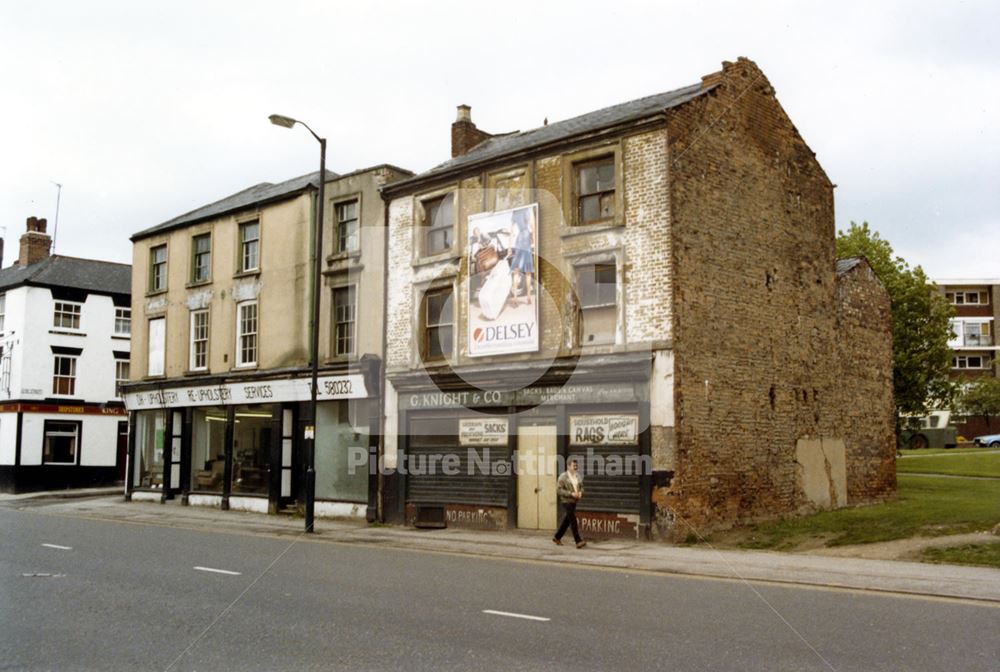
[124,370,377,518]
[393,357,652,539]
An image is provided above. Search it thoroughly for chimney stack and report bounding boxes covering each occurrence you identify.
[18,216,52,266]
[451,104,493,158]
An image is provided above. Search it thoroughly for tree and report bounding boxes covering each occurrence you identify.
[835,222,954,419]
[955,375,1000,432]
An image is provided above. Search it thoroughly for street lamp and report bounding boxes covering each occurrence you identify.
[270,113,326,533]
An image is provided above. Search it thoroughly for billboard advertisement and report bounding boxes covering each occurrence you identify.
[467,203,539,357]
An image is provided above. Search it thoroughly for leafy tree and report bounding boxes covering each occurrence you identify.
[835,222,955,419]
[955,375,1000,432]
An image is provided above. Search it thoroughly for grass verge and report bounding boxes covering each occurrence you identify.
[705,474,1000,551]
[921,542,1000,569]
[897,450,1000,478]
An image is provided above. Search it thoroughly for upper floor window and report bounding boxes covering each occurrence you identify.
[0,293,5,332]
[191,233,212,283]
[336,200,360,254]
[115,359,130,397]
[239,221,260,273]
[422,287,453,361]
[946,290,987,306]
[53,301,82,330]
[575,157,616,225]
[149,245,167,292]
[236,301,258,367]
[190,309,209,371]
[953,355,990,370]
[422,194,454,256]
[114,308,131,336]
[333,286,356,357]
[52,355,77,395]
[148,317,165,376]
[576,262,617,345]
[949,319,993,348]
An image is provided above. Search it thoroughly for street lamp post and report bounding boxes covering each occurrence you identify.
[269,113,325,533]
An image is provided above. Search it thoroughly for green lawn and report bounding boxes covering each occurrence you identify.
[900,446,993,457]
[921,542,1000,569]
[714,474,1000,551]
[897,450,1000,478]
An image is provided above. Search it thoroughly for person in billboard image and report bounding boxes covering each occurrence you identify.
[552,458,587,549]
[508,208,534,307]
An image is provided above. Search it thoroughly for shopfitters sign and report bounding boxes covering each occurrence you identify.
[458,417,509,446]
[401,382,644,410]
[569,414,639,445]
[123,374,367,411]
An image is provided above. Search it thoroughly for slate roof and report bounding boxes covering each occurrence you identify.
[405,80,712,185]
[0,255,131,296]
[132,169,336,241]
[836,258,864,276]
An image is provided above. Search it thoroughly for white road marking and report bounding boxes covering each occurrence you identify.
[194,566,242,576]
[482,609,550,622]
[41,543,73,550]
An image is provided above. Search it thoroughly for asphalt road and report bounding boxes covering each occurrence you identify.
[1,501,998,672]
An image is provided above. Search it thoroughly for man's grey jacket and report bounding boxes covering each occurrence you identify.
[556,471,583,504]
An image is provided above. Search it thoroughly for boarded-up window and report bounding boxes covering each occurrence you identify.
[148,317,165,376]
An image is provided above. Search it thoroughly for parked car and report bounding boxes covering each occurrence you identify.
[899,410,958,450]
[972,433,1000,448]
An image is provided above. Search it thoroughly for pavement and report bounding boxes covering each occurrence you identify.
[7,489,999,605]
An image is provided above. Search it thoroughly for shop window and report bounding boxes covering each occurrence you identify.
[135,410,165,488]
[236,301,258,367]
[575,158,615,225]
[148,317,165,376]
[422,193,454,256]
[53,301,82,330]
[191,407,227,492]
[239,221,260,273]
[191,233,212,283]
[52,355,77,395]
[336,200,360,254]
[576,262,617,345]
[149,245,167,292]
[114,308,131,336]
[115,359,130,397]
[190,309,209,371]
[422,287,453,361]
[232,405,272,495]
[43,420,80,464]
[314,400,369,503]
[333,285,356,357]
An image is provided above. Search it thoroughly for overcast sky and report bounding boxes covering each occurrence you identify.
[2,0,998,279]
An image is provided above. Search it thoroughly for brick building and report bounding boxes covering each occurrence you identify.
[380,57,894,540]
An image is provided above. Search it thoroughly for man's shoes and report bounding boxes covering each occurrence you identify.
[552,537,563,545]
[576,541,587,549]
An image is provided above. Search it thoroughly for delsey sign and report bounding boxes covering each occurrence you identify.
[124,374,367,411]
[467,203,540,357]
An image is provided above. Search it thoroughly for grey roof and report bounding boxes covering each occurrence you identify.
[132,169,336,241]
[0,255,131,296]
[836,257,864,276]
[413,81,711,182]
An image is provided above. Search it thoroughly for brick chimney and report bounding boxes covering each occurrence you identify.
[18,216,52,266]
[451,104,493,158]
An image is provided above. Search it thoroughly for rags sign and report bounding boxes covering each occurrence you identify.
[569,414,639,446]
[466,203,539,357]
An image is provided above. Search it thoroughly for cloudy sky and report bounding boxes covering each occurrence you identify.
[2,0,998,279]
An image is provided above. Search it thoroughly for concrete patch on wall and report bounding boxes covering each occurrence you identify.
[795,437,847,509]
[145,296,168,313]
[186,289,214,310]
[231,279,261,302]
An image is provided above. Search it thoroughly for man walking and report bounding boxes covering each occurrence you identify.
[553,458,586,549]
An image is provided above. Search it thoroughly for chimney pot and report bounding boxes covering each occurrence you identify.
[456,104,472,123]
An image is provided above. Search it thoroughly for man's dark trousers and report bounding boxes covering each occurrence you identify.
[555,501,582,543]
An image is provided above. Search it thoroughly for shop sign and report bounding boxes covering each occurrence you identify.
[124,374,367,411]
[569,414,639,445]
[401,382,643,410]
[458,417,509,446]
[0,402,127,416]
[467,204,539,357]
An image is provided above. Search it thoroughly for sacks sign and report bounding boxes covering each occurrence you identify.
[467,204,540,357]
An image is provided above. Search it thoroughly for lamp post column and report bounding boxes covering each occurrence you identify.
[305,137,326,533]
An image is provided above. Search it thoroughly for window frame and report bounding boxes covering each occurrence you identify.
[574,260,619,346]
[332,285,357,358]
[235,300,258,368]
[115,359,130,397]
[191,232,212,284]
[149,244,168,293]
[53,300,83,331]
[421,286,454,362]
[189,309,210,371]
[561,143,625,231]
[574,157,617,227]
[420,192,455,257]
[42,420,81,465]
[52,354,77,396]
[147,316,166,377]
[114,307,131,336]
[335,199,361,255]
[238,221,260,274]
[0,293,5,333]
